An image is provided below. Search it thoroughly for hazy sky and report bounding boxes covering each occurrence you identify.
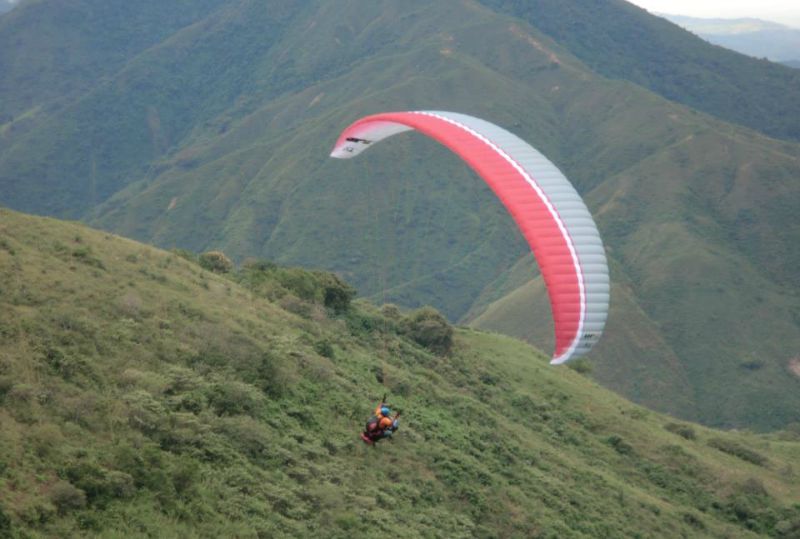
[626,0,800,28]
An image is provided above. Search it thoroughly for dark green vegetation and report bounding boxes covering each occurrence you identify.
[0,0,799,430]
[480,0,800,141]
[2,209,800,537]
[662,15,800,65]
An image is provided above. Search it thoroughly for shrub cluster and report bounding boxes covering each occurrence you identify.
[198,251,233,274]
[606,435,635,456]
[399,306,453,356]
[707,438,768,467]
[664,422,697,440]
[237,259,355,315]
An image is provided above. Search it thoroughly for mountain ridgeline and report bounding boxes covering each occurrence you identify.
[1,209,799,537]
[661,15,800,65]
[478,0,800,141]
[0,0,798,431]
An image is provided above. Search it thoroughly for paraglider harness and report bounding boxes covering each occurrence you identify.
[361,394,401,445]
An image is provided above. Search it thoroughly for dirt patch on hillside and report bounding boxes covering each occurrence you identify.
[308,93,324,108]
[508,24,560,65]
[789,357,800,379]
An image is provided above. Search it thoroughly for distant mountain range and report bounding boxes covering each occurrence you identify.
[661,13,800,65]
[0,0,798,431]
[0,0,16,15]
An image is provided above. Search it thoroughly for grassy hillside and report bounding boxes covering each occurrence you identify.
[466,257,697,420]
[0,0,799,431]
[2,208,800,537]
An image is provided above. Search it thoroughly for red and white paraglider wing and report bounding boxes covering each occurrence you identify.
[330,111,609,364]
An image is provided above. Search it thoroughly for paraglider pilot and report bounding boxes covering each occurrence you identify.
[361,394,400,445]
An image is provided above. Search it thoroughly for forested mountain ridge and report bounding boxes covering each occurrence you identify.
[479,0,800,141]
[1,208,799,537]
[0,0,231,128]
[661,14,800,65]
[0,0,798,430]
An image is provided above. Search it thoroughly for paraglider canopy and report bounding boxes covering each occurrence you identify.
[331,111,609,364]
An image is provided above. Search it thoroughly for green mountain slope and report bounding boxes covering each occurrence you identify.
[0,0,303,217]
[662,15,800,64]
[0,0,229,127]
[466,257,696,420]
[0,0,799,431]
[478,0,800,142]
[467,101,800,429]
[88,3,800,429]
[2,208,800,538]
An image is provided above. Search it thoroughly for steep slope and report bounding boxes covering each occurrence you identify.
[0,0,799,430]
[662,15,800,64]
[0,0,304,217]
[0,0,230,126]
[478,0,800,141]
[466,257,696,420]
[2,208,800,538]
[88,1,800,429]
[467,81,800,429]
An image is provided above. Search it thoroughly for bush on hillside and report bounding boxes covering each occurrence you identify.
[0,238,15,255]
[567,358,593,375]
[721,478,777,534]
[0,506,11,535]
[199,251,233,274]
[318,272,356,314]
[254,351,292,399]
[708,438,768,466]
[775,515,800,537]
[241,258,276,272]
[315,339,335,359]
[400,306,453,356]
[71,246,105,269]
[777,423,800,441]
[237,261,355,314]
[380,303,402,320]
[63,462,135,506]
[278,294,314,318]
[207,380,263,417]
[345,307,384,337]
[171,248,197,263]
[606,435,634,455]
[49,481,87,514]
[664,422,697,440]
